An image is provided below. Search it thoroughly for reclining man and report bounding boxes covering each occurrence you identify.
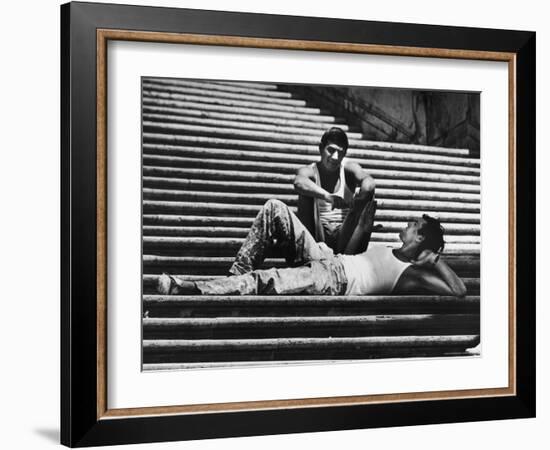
[158,199,467,298]
[294,126,376,254]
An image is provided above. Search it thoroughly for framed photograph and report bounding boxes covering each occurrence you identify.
[61,1,535,447]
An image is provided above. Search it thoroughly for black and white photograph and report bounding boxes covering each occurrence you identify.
[141,78,481,369]
[0,0,543,447]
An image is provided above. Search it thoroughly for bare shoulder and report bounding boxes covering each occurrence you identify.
[343,159,363,173]
[344,159,369,184]
[296,164,315,179]
[393,266,420,294]
[399,265,425,282]
[394,266,429,291]
[400,265,435,281]
[393,265,454,296]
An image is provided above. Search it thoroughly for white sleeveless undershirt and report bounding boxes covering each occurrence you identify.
[311,161,354,228]
[339,245,412,295]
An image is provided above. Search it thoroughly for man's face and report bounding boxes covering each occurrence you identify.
[319,142,346,172]
[399,218,427,245]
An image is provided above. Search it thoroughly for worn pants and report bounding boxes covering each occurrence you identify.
[193,199,348,295]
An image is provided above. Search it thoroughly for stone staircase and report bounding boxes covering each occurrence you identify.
[141,78,480,369]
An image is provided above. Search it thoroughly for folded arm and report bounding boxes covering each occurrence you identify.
[294,165,327,200]
[344,160,375,201]
[394,255,467,297]
[294,165,349,209]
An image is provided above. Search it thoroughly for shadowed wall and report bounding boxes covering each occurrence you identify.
[285,85,480,156]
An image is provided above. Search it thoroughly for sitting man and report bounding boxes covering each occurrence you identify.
[158,199,467,298]
[294,126,376,254]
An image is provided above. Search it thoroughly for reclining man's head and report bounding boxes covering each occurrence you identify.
[318,127,349,173]
[399,214,445,256]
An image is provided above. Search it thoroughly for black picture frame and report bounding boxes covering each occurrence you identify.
[61,1,535,447]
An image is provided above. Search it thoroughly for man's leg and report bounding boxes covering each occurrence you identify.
[342,199,377,254]
[337,198,377,254]
[161,259,347,296]
[296,194,315,238]
[230,199,330,275]
[335,177,376,253]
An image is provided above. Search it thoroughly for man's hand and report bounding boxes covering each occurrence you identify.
[411,249,440,268]
[354,189,371,201]
[351,192,368,210]
[325,194,349,210]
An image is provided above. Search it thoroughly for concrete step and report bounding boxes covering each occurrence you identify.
[142,188,480,213]
[143,173,480,194]
[143,123,476,164]
[143,113,362,138]
[146,78,294,98]
[142,335,480,363]
[144,361,393,370]
[143,90,324,115]
[141,274,479,287]
[142,165,479,187]
[142,98,341,123]
[143,177,481,202]
[210,81,280,90]
[142,350,477,369]
[143,214,256,227]
[142,140,479,168]
[143,138,477,169]
[142,314,479,339]
[142,238,480,257]
[143,295,480,317]
[143,82,308,106]
[141,274,480,294]
[143,105,352,130]
[142,254,480,276]
[141,217,480,235]
[142,226,480,244]
[143,256,284,274]
[142,100,470,157]
[141,111,470,159]
[142,188,297,206]
[142,201,481,223]
[143,121,478,166]
[143,155,480,182]
[144,226,247,237]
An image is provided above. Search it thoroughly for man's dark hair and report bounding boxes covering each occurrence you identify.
[418,214,445,253]
[319,127,349,152]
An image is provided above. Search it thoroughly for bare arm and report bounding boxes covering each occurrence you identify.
[294,165,348,208]
[344,160,376,200]
[394,251,467,297]
[432,258,467,297]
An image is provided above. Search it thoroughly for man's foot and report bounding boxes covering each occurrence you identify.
[157,273,199,295]
[157,273,173,295]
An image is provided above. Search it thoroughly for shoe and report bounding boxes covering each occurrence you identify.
[157,273,174,295]
[157,273,199,295]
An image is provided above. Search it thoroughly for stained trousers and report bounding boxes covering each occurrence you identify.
[190,199,348,296]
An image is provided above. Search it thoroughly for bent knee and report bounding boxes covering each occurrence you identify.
[264,198,288,211]
[362,178,376,193]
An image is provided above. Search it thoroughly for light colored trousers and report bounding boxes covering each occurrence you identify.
[189,200,348,296]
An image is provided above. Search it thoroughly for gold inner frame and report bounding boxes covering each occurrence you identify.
[96,29,517,420]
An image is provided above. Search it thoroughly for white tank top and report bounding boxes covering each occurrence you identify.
[339,245,412,295]
[311,161,354,235]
